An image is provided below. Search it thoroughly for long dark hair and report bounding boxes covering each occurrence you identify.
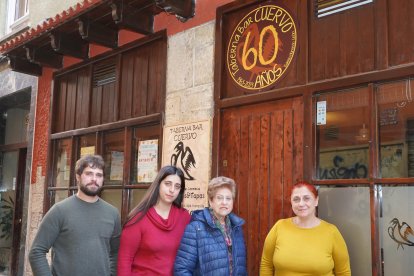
[125,166,186,226]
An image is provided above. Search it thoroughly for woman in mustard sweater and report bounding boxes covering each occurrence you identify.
[260,181,351,276]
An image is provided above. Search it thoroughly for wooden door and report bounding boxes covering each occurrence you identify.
[219,97,303,275]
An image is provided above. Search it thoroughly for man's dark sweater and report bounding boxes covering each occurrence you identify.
[29,195,121,276]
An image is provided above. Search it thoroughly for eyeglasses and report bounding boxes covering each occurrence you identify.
[214,195,233,203]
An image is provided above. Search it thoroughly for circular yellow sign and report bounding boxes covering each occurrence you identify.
[227,5,297,91]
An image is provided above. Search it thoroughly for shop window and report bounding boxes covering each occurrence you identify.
[377,79,414,178]
[318,186,372,275]
[315,0,373,18]
[103,130,124,185]
[52,138,72,189]
[315,87,370,180]
[379,185,414,276]
[49,124,161,221]
[131,125,160,184]
[78,134,97,157]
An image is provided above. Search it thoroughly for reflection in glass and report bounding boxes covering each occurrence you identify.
[318,186,371,276]
[50,190,70,206]
[316,87,370,179]
[128,189,147,212]
[377,79,414,178]
[78,134,96,158]
[380,186,414,276]
[130,126,160,184]
[103,131,124,185]
[0,107,29,145]
[101,189,122,214]
[53,139,72,188]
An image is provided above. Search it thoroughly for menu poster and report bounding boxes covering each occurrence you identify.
[110,151,124,181]
[137,139,158,183]
[80,146,95,157]
[162,120,211,211]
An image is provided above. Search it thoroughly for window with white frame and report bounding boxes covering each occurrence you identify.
[6,0,29,33]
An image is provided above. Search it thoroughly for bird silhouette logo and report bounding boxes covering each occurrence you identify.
[170,141,196,180]
[388,218,414,250]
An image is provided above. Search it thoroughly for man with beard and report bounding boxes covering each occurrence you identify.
[29,155,121,276]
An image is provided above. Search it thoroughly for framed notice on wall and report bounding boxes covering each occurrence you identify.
[162,120,211,211]
[137,139,158,183]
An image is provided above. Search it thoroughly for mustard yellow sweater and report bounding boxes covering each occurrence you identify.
[260,218,351,276]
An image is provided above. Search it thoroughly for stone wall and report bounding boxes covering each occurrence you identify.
[165,20,215,126]
[24,166,46,276]
[28,0,80,27]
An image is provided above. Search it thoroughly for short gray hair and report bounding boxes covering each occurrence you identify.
[207,176,236,200]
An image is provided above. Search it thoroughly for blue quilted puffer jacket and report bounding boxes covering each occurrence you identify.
[174,208,247,276]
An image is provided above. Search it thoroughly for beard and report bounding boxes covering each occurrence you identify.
[79,182,103,196]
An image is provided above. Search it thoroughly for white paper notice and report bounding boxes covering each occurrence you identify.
[317,101,327,125]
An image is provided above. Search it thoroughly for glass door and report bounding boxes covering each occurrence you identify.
[0,149,25,276]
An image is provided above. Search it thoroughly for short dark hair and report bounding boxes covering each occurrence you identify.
[125,166,186,226]
[75,155,105,176]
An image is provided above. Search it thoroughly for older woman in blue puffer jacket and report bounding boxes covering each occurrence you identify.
[174,176,247,276]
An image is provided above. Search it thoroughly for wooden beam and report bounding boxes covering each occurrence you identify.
[77,18,118,49]
[110,2,154,35]
[7,55,42,76]
[24,45,63,69]
[50,32,89,60]
[155,0,195,22]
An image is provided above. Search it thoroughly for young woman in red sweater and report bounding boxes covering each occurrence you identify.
[117,166,191,275]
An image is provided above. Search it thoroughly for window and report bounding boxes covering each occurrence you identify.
[6,0,29,33]
[315,0,374,18]
[49,125,161,217]
[315,87,370,180]
[314,77,414,276]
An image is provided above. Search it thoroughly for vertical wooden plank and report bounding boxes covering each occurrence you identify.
[270,110,284,224]
[293,96,304,183]
[90,86,102,126]
[75,68,90,129]
[325,15,340,78]
[388,0,410,65]
[248,114,261,274]
[357,7,375,73]
[54,78,67,133]
[119,52,134,120]
[283,109,294,218]
[133,48,149,117]
[65,73,77,131]
[258,113,270,265]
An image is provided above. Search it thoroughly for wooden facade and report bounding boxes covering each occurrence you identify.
[214,0,414,275]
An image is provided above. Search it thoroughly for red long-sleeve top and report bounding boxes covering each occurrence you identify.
[117,206,190,275]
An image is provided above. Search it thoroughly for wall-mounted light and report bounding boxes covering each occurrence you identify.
[356,124,369,142]
[1,111,7,120]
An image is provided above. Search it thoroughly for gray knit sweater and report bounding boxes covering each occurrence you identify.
[29,195,121,276]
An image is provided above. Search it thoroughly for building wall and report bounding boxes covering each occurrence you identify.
[165,21,215,125]
[28,0,80,27]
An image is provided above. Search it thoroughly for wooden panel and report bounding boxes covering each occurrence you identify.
[388,0,414,66]
[219,96,303,275]
[65,74,77,131]
[309,2,375,81]
[147,40,165,114]
[119,38,165,119]
[75,67,91,129]
[101,82,117,124]
[54,78,67,133]
[119,51,135,120]
[90,86,103,126]
[133,48,149,117]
